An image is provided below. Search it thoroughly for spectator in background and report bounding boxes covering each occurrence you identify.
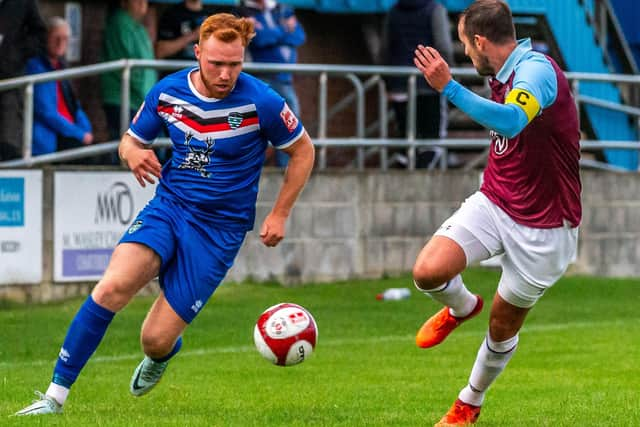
[26,17,93,157]
[236,0,305,168]
[101,0,157,146]
[0,0,47,161]
[156,0,224,61]
[385,0,454,168]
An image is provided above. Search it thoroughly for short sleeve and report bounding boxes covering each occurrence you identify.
[127,85,164,144]
[258,87,305,150]
[512,54,558,109]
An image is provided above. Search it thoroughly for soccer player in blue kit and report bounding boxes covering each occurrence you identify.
[16,13,315,415]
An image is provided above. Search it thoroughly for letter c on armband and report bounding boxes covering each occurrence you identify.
[505,88,540,123]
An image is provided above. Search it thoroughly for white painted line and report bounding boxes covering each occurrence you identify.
[0,319,627,369]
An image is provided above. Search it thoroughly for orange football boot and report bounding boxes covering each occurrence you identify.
[434,399,481,426]
[416,295,483,348]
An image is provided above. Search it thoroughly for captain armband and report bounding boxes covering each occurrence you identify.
[505,88,541,123]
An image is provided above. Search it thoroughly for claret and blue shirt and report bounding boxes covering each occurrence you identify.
[441,38,581,229]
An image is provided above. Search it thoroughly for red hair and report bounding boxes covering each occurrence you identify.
[199,13,255,47]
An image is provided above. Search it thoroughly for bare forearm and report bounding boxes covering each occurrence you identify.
[118,133,145,164]
[271,135,315,217]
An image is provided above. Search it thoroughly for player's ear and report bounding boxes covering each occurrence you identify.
[194,43,200,60]
[474,35,486,51]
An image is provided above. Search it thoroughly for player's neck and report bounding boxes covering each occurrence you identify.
[190,70,210,98]
[491,40,517,75]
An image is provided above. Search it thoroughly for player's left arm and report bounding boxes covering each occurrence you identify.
[260,131,315,247]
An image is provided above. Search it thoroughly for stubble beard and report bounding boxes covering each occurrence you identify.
[200,72,230,99]
[475,54,494,77]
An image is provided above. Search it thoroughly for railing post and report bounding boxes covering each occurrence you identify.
[572,79,581,129]
[120,60,131,137]
[378,78,388,171]
[318,72,328,170]
[407,75,417,170]
[345,73,365,170]
[22,82,34,161]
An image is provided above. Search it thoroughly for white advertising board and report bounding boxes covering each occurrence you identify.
[0,170,43,285]
[54,172,156,282]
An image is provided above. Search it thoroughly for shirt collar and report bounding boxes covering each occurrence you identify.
[495,38,532,83]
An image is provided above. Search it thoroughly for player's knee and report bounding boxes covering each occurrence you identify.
[141,330,175,358]
[413,262,448,290]
[91,279,132,312]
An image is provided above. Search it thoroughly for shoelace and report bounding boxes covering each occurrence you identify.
[33,391,47,402]
[433,310,457,331]
[29,391,58,409]
[140,360,167,382]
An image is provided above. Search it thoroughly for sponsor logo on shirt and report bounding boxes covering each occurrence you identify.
[280,103,298,133]
[490,130,509,156]
[172,105,184,119]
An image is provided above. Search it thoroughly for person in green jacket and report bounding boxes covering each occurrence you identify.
[101,0,157,148]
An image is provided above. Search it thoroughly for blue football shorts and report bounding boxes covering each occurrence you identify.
[120,196,247,323]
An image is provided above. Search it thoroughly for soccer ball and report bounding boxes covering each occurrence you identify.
[253,302,318,366]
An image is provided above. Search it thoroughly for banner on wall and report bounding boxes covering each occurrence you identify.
[0,170,43,285]
[54,172,156,282]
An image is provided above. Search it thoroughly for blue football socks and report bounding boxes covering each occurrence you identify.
[52,295,115,388]
[152,336,183,363]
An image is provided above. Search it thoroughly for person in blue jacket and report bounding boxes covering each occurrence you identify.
[25,16,93,156]
[236,0,305,168]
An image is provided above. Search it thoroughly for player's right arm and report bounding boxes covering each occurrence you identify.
[119,85,165,187]
[414,45,556,138]
[118,133,162,188]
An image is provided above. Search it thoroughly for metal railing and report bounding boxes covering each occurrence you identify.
[1,59,639,171]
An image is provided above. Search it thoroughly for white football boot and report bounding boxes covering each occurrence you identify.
[130,356,169,396]
[14,391,63,416]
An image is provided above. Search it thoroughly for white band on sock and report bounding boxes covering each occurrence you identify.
[46,382,69,406]
[487,333,519,354]
[417,275,477,317]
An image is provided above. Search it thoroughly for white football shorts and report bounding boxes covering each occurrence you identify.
[434,191,578,308]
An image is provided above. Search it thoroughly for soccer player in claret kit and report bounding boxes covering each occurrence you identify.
[16,13,314,416]
[411,1,581,425]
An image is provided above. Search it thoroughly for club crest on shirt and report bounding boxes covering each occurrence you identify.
[128,220,143,234]
[490,130,509,156]
[227,111,244,129]
[179,132,215,178]
[280,103,298,133]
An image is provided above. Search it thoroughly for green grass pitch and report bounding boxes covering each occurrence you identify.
[1,268,638,426]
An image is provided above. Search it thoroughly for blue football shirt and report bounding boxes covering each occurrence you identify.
[128,68,305,230]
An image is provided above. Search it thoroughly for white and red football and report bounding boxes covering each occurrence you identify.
[253,303,318,366]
